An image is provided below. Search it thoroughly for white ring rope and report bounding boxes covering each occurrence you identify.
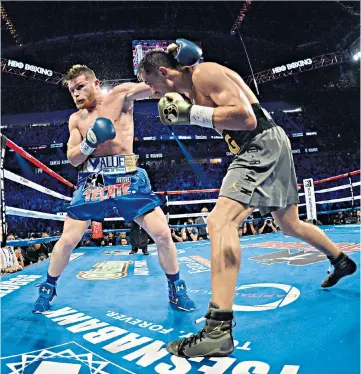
[298,195,361,207]
[4,164,359,222]
[167,199,218,206]
[315,181,361,194]
[6,207,66,221]
[5,170,72,201]
[5,207,126,221]
[6,193,360,223]
[315,195,361,204]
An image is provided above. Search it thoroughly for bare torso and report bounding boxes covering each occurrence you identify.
[189,62,259,108]
[73,90,135,156]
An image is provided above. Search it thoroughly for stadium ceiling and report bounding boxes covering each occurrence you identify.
[2,2,359,54]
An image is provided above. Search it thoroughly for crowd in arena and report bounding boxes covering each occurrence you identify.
[2,98,360,238]
[1,76,359,271]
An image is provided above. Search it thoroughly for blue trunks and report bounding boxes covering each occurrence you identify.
[66,154,164,222]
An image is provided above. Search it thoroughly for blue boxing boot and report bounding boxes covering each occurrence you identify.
[168,279,196,312]
[33,281,57,314]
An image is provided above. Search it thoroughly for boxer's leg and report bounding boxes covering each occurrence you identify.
[135,207,195,311]
[166,197,253,356]
[33,216,90,313]
[272,204,357,287]
[48,216,90,277]
[207,197,254,309]
[135,207,178,274]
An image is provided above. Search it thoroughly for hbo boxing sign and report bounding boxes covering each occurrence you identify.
[272,58,312,74]
[7,59,53,77]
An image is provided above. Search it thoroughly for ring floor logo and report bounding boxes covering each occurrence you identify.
[190,283,300,312]
[0,275,42,298]
[247,241,360,266]
[0,341,129,374]
[77,261,132,280]
[28,306,301,373]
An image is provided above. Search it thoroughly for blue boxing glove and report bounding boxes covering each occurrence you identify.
[167,38,202,66]
[80,117,116,156]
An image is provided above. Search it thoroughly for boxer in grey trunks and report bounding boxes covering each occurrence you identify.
[219,103,299,215]
[139,39,357,358]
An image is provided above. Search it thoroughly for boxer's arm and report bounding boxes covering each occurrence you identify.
[67,114,88,167]
[192,64,257,131]
[113,83,160,106]
[126,82,162,101]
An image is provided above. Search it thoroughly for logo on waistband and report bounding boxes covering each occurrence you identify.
[88,156,126,171]
[82,172,105,192]
[116,176,131,184]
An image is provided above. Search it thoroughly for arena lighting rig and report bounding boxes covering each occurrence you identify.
[0,48,352,88]
[230,0,252,35]
[243,50,350,86]
[1,4,22,45]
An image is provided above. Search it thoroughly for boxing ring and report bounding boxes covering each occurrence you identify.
[1,135,360,374]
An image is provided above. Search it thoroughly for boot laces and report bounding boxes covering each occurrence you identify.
[180,328,207,350]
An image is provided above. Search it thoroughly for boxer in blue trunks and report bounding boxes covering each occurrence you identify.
[33,64,195,313]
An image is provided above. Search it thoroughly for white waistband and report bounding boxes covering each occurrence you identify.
[83,154,137,174]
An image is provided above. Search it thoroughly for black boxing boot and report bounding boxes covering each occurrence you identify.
[129,246,138,255]
[321,252,357,288]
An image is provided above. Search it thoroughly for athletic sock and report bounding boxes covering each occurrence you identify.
[166,272,180,283]
[46,273,59,285]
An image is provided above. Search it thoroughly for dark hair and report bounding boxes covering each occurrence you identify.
[138,49,181,76]
[62,64,96,85]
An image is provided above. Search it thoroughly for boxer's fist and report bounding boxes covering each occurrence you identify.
[158,93,192,125]
[80,117,116,155]
[167,39,202,66]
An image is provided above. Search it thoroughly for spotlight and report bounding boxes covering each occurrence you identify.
[353,54,359,61]
[358,52,361,57]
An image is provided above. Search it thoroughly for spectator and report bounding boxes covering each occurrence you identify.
[82,238,95,247]
[1,234,23,273]
[238,221,257,237]
[238,222,247,237]
[40,232,52,256]
[258,219,278,234]
[357,210,360,223]
[181,218,199,242]
[14,247,25,268]
[108,232,116,246]
[195,207,209,240]
[129,221,149,255]
[100,233,110,247]
[119,232,129,246]
[171,228,183,242]
[24,243,48,266]
[334,212,346,225]
[307,218,322,225]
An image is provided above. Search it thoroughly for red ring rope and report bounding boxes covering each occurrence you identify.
[313,170,360,185]
[5,137,75,188]
[5,136,359,194]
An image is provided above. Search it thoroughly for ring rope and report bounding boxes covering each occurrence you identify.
[313,170,360,185]
[3,136,360,227]
[167,199,218,206]
[5,170,72,201]
[314,181,361,194]
[5,137,75,188]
